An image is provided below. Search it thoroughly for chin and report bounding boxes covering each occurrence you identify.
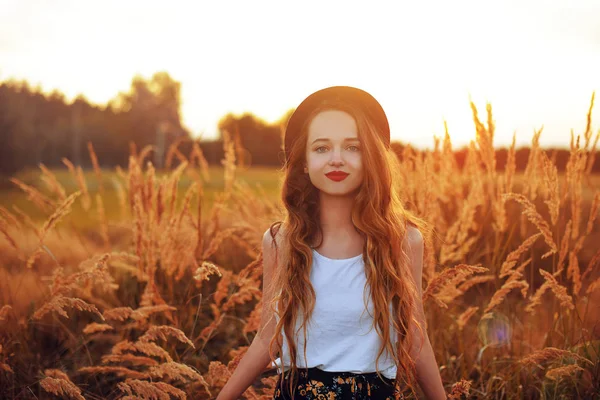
[317,182,361,196]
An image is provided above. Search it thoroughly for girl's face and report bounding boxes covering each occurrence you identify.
[304,110,364,196]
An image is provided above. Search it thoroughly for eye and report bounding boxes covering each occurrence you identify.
[315,146,327,153]
[348,145,360,151]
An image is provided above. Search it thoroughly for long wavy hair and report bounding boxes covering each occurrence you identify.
[266,98,431,397]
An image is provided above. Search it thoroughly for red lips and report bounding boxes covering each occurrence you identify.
[325,171,349,181]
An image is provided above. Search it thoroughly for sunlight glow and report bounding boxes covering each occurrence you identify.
[1,0,598,149]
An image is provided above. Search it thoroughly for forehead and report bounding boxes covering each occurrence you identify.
[307,110,358,141]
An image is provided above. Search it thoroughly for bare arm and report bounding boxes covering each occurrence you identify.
[404,227,446,400]
[216,228,280,400]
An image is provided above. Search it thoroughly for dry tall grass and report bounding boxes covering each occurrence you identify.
[0,98,599,399]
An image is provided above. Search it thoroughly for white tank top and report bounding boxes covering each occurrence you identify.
[271,248,398,379]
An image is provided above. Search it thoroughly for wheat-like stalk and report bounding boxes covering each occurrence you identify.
[0,362,13,374]
[214,269,234,307]
[456,306,479,331]
[523,128,543,201]
[440,184,483,264]
[583,92,595,149]
[9,177,55,213]
[11,205,40,237]
[448,379,472,399]
[423,264,488,306]
[110,340,173,362]
[138,325,195,348]
[503,193,557,258]
[564,136,586,240]
[83,323,114,335]
[39,191,81,242]
[164,137,186,170]
[61,157,76,176]
[457,275,495,293]
[149,361,203,383]
[73,165,92,211]
[585,128,599,174]
[586,190,600,236]
[244,298,262,334]
[0,344,12,373]
[222,283,261,312]
[0,217,18,251]
[195,184,205,260]
[470,101,496,177]
[500,233,541,278]
[556,219,572,275]
[194,261,222,282]
[39,163,67,201]
[40,369,84,400]
[485,271,529,313]
[205,361,231,390]
[118,378,186,400]
[87,141,104,195]
[221,129,237,198]
[191,140,211,182]
[132,192,146,273]
[520,347,592,369]
[545,364,585,381]
[137,144,157,167]
[0,305,13,322]
[540,151,560,226]
[513,257,533,276]
[505,132,517,193]
[50,254,114,296]
[586,277,600,295]
[531,269,575,311]
[79,365,147,379]
[526,280,550,314]
[0,205,21,230]
[102,354,159,367]
[566,251,582,295]
[32,294,105,320]
[96,193,110,250]
[582,248,600,282]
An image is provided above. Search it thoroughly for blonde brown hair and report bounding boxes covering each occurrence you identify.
[267,99,430,397]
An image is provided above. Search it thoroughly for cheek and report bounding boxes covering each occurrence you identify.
[306,154,327,168]
[350,154,363,169]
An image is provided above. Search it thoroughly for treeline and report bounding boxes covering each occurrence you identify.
[208,112,600,173]
[0,72,189,175]
[1,74,598,177]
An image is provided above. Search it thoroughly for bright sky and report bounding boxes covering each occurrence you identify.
[1,0,599,149]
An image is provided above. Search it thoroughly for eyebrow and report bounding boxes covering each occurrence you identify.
[311,138,360,145]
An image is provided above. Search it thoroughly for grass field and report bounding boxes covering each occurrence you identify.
[0,165,284,231]
[0,126,599,399]
[2,165,599,231]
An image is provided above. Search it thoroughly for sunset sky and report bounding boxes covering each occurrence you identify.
[1,0,599,149]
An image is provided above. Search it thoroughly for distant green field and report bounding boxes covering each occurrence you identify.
[0,166,284,231]
[1,165,598,231]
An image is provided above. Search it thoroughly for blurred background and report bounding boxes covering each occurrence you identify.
[1,0,599,176]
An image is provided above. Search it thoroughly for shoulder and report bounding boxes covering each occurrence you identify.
[262,222,286,271]
[402,223,424,288]
[402,223,424,252]
[262,221,285,251]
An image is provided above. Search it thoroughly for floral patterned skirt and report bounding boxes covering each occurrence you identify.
[272,367,404,399]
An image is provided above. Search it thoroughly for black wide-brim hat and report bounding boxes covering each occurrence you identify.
[283,86,390,163]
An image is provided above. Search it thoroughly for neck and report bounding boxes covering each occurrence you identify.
[317,191,356,233]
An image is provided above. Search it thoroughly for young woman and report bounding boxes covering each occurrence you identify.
[216,86,446,399]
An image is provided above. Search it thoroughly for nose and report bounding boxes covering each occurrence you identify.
[328,148,345,166]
